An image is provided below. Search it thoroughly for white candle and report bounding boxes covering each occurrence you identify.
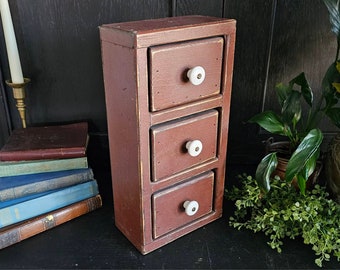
[0,0,24,83]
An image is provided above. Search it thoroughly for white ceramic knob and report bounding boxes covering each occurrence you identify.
[186,140,203,157]
[183,200,199,216]
[187,66,206,85]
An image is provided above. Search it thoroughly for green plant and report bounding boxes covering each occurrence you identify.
[249,73,324,149]
[249,72,324,195]
[321,0,340,127]
[226,173,340,267]
[249,0,340,195]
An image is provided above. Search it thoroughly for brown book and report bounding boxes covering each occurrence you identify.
[0,194,102,250]
[0,122,88,161]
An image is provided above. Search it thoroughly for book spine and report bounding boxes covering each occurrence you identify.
[0,195,102,249]
[0,180,99,228]
[0,147,87,161]
[0,157,88,177]
[0,169,94,202]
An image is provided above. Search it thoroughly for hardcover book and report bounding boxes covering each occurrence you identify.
[0,194,102,250]
[0,122,88,161]
[0,168,94,202]
[0,156,88,177]
[0,179,99,228]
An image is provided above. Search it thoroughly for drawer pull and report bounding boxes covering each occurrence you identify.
[183,200,199,216]
[186,140,203,157]
[187,66,206,85]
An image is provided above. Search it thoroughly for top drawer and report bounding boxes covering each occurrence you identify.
[149,37,224,112]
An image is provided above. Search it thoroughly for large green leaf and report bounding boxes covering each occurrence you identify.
[303,149,319,179]
[282,90,302,126]
[326,107,340,128]
[255,153,278,192]
[275,82,291,108]
[248,111,286,136]
[296,174,307,196]
[285,129,323,184]
[289,72,313,107]
[295,149,319,195]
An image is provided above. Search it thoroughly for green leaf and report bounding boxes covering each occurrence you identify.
[322,62,340,107]
[303,149,319,179]
[248,111,286,136]
[295,150,319,195]
[325,107,340,128]
[297,177,306,195]
[282,90,302,126]
[289,72,313,107]
[255,153,278,192]
[285,129,323,184]
[332,82,340,93]
[315,258,322,268]
[336,60,340,72]
[275,82,291,108]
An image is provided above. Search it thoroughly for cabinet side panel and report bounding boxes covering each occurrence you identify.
[100,39,143,246]
[215,30,236,211]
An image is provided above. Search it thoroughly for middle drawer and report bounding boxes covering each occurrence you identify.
[150,110,218,181]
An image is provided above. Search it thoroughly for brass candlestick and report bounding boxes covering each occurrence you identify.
[5,78,30,128]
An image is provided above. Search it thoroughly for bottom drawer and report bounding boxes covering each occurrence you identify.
[152,171,214,239]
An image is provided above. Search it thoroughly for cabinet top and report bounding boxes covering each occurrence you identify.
[100,15,236,49]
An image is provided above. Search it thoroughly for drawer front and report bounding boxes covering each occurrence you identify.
[151,110,218,181]
[152,171,214,239]
[149,37,224,111]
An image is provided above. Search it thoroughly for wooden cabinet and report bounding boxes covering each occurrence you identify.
[100,16,236,254]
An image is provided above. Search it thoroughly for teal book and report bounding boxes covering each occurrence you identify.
[0,180,99,228]
[0,168,94,202]
[0,157,88,177]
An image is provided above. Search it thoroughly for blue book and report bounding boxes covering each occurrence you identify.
[0,168,94,202]
[0,180,99,228]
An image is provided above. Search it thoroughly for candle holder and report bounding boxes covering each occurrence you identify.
[5,78,30,128]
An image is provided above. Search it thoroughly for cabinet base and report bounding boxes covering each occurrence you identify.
[117,211,222,255]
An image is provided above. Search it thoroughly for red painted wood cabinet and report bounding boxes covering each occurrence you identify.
[100,16,236,254]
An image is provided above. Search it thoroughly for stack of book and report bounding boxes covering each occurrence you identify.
[0,122,102,249]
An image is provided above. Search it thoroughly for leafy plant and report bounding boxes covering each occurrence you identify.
[249,74,324,195]
[249,73,325,148]
[249,0,340,194]
[226,174,340,267]
[322,0,340,128]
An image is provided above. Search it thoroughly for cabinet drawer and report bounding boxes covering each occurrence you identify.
[149,37,224,111]
[151,110,218,181]
[152,171,214,239]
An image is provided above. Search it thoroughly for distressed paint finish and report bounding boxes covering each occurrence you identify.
[152,171,214,238]
[100,16,236,254]
[151,110,218,181]
[149,37,223,111]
